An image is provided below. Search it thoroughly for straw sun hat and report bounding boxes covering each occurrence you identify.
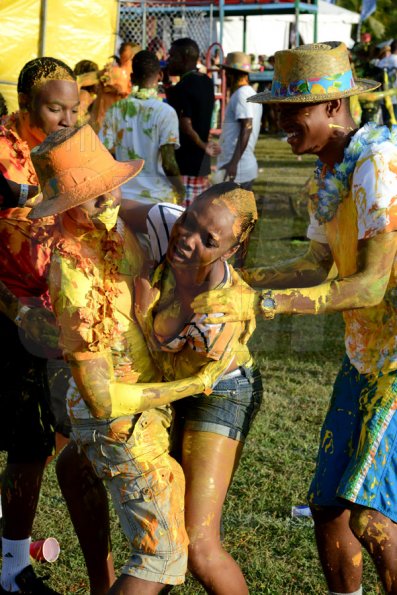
[222,51,252,73]
[248,41,380,104]
[28,124,144,219]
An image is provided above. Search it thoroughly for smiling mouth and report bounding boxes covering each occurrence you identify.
[172,243,189,262]
[286,130,300,141]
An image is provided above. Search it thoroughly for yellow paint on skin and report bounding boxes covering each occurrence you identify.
[385,570,392,592]
[212,188,258,243]
[95,205,120,231]
[201,512,215,527]
[275,282,335,315]
[328,123,354,131]
[353,511,370,538]
[372,521,390,544]
[352,552,362,567]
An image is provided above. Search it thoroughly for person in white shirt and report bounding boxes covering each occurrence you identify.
[376,39,397,123]
[216,52,262,190]
[100,50,185,205]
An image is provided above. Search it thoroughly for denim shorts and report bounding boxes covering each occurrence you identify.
[71,408,188,585]
[309,355,397,522]
[173,365,263,442]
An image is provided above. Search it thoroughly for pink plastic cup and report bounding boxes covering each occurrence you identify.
[29,538,60,563]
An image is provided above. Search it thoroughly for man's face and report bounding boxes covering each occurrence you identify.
[277,102,331,156]
[167,46,185,76]
[79,187,122,231]
[29,80,79,140]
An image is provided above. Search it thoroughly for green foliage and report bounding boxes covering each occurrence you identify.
[337,0,397,41]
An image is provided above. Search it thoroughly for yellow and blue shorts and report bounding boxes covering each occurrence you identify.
[309,355,397,522]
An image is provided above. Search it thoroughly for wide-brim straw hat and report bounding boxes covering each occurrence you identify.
[247,41,380,104]
[222,51,252,74]
[28,124,144,219]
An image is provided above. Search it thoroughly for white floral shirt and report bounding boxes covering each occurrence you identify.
[307,138,397,374]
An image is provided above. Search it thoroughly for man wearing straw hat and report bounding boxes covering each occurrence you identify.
[193,41,397,594]
[28,124,189,594]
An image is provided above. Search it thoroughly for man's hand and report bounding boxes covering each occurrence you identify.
[19,307,60,349]
[220,161,238,181]
[192,284,260,324]
[205,141,222,157]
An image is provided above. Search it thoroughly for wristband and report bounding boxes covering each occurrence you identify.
[18,184,29,206]
[260,290,276,319]
[14,304,30,327]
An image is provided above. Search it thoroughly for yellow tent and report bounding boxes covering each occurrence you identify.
[0,0,118,113]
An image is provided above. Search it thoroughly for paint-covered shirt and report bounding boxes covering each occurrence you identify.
[49,214,160,421]
[0,113,38,208]
[134,203,254,384]
[307,139,397,374]
[0,116,52,305]
[0,207,54,308]
[99,96,179,204]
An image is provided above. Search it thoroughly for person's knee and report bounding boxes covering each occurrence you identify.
[187,538,220,578]
[310,504,348,526]
[350,506,395,544]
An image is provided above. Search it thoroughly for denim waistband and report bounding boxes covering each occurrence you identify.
[214,364,257,387]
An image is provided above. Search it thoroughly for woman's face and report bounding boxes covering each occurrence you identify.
[167,197,239,269]
[28,79,79,140]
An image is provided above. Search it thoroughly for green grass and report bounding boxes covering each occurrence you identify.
[0,135,383,594]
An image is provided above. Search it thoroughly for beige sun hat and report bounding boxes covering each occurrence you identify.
[28,124,144,219]
[222,51,252,73]
[247,41,380,104]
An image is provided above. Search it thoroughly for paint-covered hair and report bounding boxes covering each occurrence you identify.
[73,59,98,76]
[196,181,258,252]
[18,57,75,98]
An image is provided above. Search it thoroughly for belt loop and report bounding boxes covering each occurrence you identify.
[241,365,254,384]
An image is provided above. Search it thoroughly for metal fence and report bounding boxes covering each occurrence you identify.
[118,1,215,58]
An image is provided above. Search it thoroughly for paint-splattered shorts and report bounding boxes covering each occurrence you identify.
[309,355,397,522]
[71,408,188,585]
[173,366,263,442]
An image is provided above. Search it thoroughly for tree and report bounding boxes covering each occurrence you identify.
[337,0,397,41]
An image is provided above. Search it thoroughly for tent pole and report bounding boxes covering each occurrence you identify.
[219,0,224,47]
[38,0,47,57]
[115,0,121,55]
[294,0,300,48]
[209,3,213,46]
[313,0,318,42]
[141,0,147,49]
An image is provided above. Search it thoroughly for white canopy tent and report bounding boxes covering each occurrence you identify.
[220,1,360,57]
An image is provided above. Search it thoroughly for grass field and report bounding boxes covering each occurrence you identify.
[0,135,384,594]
